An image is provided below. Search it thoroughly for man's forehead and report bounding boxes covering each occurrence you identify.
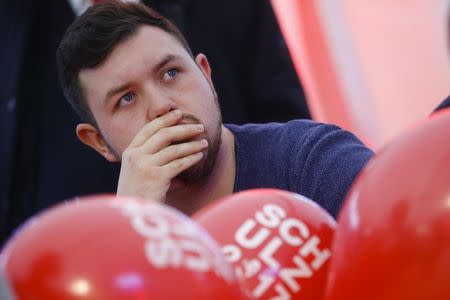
[80,51,186,88]
[79,26,190,98]
[118,25,184,54]
[91,26,186,70]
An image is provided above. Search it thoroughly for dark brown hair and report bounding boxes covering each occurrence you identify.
[56,0,193,126]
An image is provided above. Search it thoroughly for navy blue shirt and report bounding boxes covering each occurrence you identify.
[433,95,450,114]
[226,120,374,218]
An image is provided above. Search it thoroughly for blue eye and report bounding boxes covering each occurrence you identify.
[165,69,178,79]
[118,92,135,107]
[122,93,134,102]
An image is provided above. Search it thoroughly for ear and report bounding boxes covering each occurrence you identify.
[76,123,118,162]
[195,53,212,82]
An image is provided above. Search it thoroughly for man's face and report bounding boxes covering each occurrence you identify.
[78,25,222,182]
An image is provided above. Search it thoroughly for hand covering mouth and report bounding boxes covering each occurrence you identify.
[172,118,204,145]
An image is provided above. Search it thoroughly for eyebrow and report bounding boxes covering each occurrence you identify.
[103,54,182,105]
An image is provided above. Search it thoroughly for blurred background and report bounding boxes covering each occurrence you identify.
[0,0,449,246]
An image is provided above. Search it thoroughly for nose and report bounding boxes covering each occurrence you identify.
[145,90,177,120]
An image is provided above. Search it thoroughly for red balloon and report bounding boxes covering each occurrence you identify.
[194,189,336,300]
[0,195,249,300]
[325,111,450,300]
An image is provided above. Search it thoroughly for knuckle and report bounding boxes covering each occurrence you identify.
[153,117,164,129]
[122,149,149,174]
[158,127,171,139]
[172,160,185,170]
[170,145,183,156]
[121,148,137,164]
[136,122,154,138]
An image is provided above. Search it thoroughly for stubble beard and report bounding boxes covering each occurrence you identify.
[176,86,222,183]
[176,112,222,183]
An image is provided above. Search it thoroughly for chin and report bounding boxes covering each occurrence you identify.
[177,157,209,183]
[178,124,221,183]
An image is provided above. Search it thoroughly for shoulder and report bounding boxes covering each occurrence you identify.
[225,120,364,148]
[288,121,373,217]
[225,119,323,139]
[226,120,373,171]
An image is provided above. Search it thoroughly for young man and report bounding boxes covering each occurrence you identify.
[56,0,373,217]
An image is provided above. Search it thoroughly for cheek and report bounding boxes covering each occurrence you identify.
[183,77,217,113]
[107,116,146,154]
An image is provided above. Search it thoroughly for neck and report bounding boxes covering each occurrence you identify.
[166,126,236,215]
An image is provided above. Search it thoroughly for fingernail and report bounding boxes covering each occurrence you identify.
[200,139,208,145]
[171,109,181,117]
[195,124,204,131]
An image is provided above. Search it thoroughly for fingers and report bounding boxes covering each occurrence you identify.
[151,139,208,166]
[117,109,208,202]
[141,123,205,154]
[128,109,182,148]
[163,152,204,178]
